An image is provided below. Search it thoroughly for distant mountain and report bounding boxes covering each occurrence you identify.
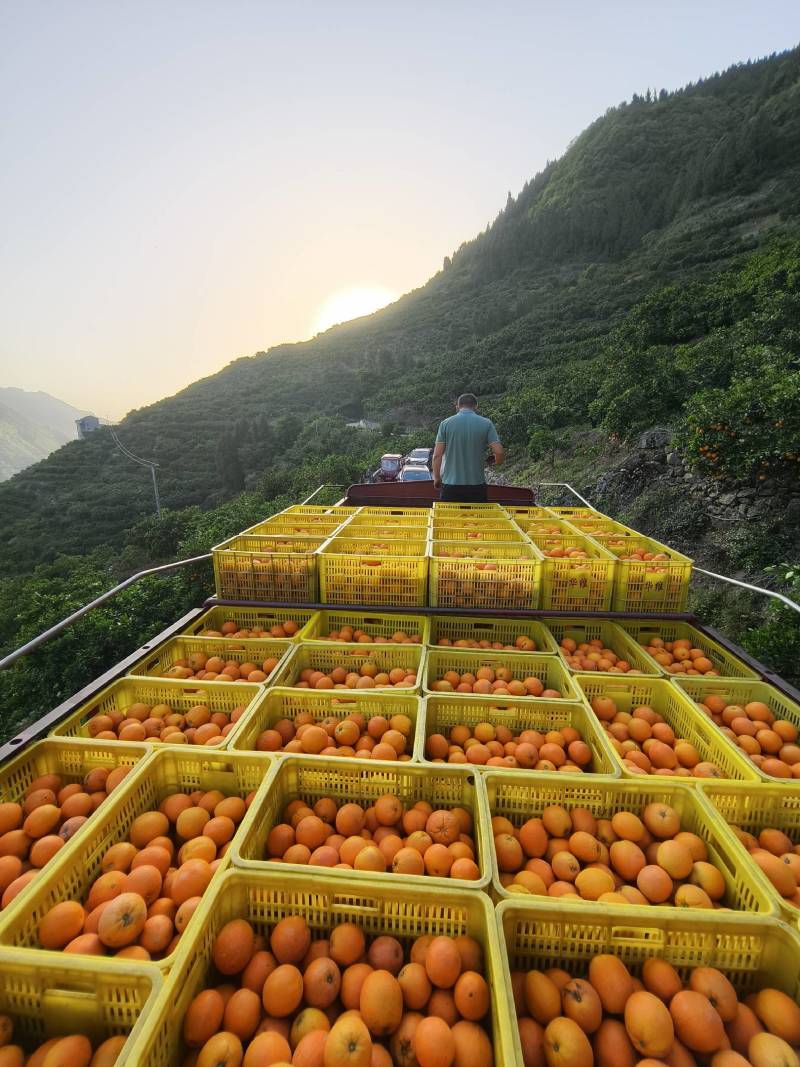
[0,388,88,481]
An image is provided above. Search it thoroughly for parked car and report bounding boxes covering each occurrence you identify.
[398,464,433,482]
[405,447,433,468]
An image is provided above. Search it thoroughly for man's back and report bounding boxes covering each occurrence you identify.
[435,409,499,486]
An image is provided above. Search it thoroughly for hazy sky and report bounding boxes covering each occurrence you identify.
[1,2,798,419]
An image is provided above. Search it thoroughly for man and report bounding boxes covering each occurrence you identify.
[432,393,504,502]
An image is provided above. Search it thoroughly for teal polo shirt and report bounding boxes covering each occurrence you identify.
[435,409,500,485]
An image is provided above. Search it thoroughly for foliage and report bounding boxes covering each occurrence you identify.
[690,563,800,688]
[744,564,800,684]
[677,357,800,481]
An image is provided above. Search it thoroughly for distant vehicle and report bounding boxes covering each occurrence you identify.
[405,447,433,468]
[375,453,403,482]
[398,464,433,482]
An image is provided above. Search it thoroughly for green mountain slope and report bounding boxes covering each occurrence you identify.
[1,48,798,576]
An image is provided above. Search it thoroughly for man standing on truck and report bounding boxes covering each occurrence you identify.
[432,393,505,502]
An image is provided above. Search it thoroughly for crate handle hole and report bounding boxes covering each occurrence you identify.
[610,926,665,946]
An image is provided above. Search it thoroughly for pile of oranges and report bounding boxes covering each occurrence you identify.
[160,653,282,683]
[425,723,593,772]
[293,663,418,691]
[321,627,422,644]
[429,668,563,698]
[199,619,301,639]
[434,635,539,651]
[0,763,134,910]
[33,787,252,960]
[254,711,414,761]
[541,545,590,560]
[494,801,728,909]
[435,546,525,561]
[514,954,800,1067]
[558,636,643,674]
[730,825,800,907]
[615,548,670,562]
[589,695,725,778]
[642,635,720,676]
[182,914,493,1067]
[694,693,800,779]
[0,1029,126,1067]
[264,795,480,881]
[85,701,250,746]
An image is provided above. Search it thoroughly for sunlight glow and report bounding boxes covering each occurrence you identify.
[312,286,398,335]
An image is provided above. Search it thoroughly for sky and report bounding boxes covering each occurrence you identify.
[1,2,798,420]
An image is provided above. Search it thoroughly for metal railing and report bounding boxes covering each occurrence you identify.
[0,554,213,672]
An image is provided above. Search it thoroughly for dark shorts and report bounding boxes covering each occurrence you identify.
[440,483,488,503]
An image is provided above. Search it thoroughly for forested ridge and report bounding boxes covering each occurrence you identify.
[1,47,799,739]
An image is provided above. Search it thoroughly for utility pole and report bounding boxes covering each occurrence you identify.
[110,427,162,518]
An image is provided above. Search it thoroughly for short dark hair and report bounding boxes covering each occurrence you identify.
[457,393,478,408]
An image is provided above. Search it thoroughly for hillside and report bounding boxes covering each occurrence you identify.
[0,388,88,481]
[1,48,799,574]
[0,47,799,741]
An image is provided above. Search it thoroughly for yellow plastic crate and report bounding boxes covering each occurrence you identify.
[280,504,356,517]
[226,687,422,761]
[50,676,265,749]
[0,949,161,1067]
[566,516,638,538]
[511,517,576,537]
[357,506,431,518]
[504,506,558,520]
[601,533,693,613]
[244,518,343,537]
[424,648,579,700]
[136,867,510,1067]
[545,618,662,676]
[335,524,431,545]
[675,676,800,783]
[232,755,491,891]
[428,614,558,654]
[432,522,528,542]
[0,737,151,808]
[0,738,151,914]
[128,635,293,682]
[270,641,424,691]
[0,748,273,972]
[319,536,428,607]
[432,513,518,526]
[617,619,760,680]
[547,506,606,519]
[302,608,430,645]
[527,532,616,612]
[182,605,318,640]
[574,674,760,783]
[698,781,800,925]
[433,501,506,513]
[483,771,775,913]
[429,541,542,609]
[212,533,323,602]
[497,901,800,1067]
[422,694,619,776]
[348,512,431,530]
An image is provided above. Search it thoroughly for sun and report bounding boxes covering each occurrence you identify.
[312,285,397,336]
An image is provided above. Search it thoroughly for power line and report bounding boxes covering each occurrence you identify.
[109,427,161,518]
